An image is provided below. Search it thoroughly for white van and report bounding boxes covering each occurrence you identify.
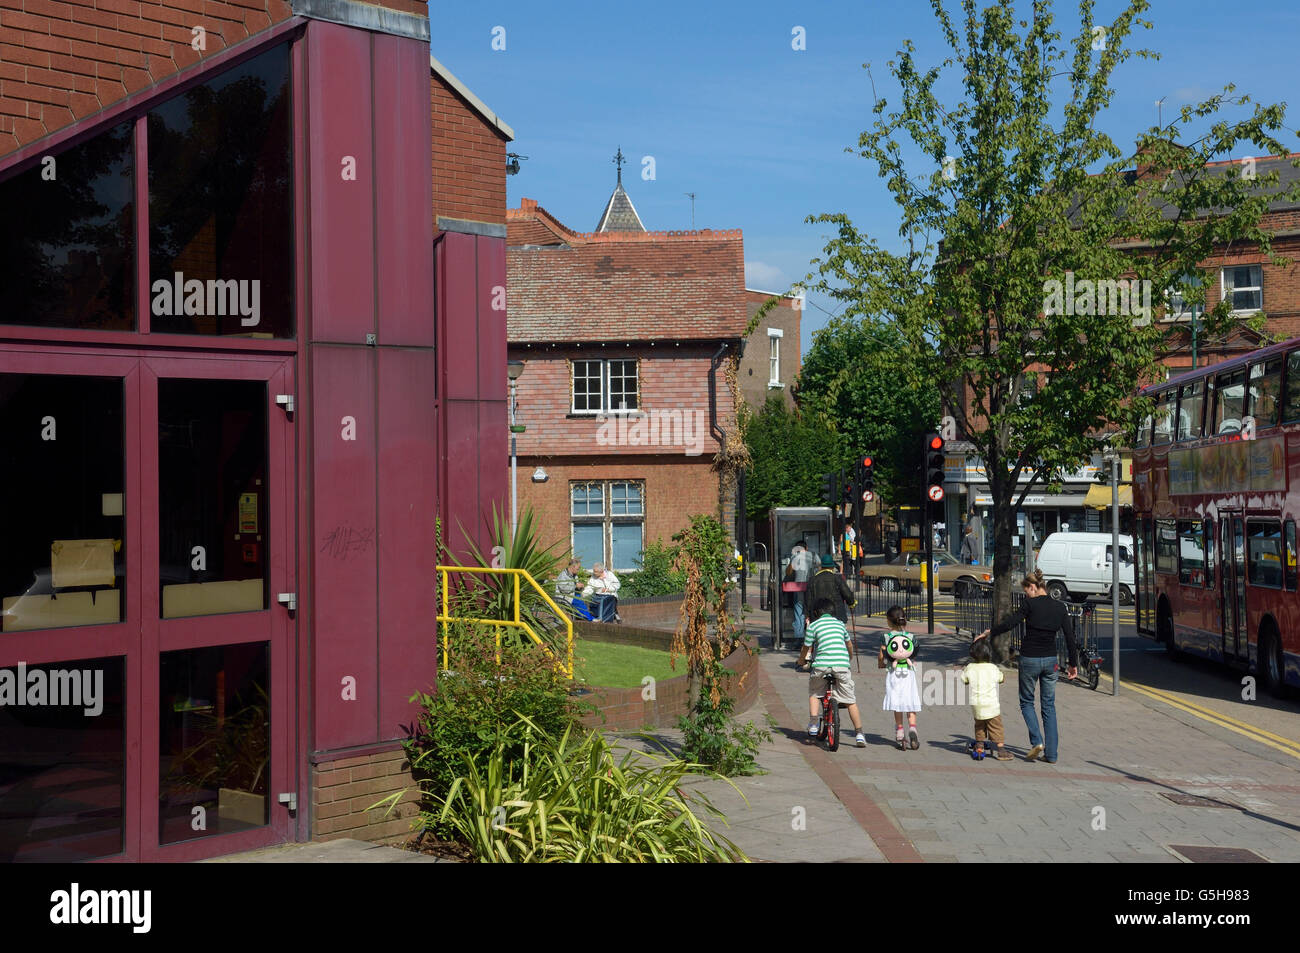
[1035,532,1135,604]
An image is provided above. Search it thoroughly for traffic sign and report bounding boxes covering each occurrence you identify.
[862,490,874,502]
[927,485,945,502]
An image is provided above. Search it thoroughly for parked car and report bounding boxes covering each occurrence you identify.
[1035,531,1135,604]
[860,551,991,597]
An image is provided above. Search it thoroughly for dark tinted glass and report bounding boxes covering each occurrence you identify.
[0,374,125,632]
[148,44,292,337]
[1247,520,1282,588]
[158,379,268,618]
[0,122,135,330]
[0,656,125,861]
[159,642,269,844]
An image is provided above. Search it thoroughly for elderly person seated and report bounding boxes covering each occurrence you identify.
[554,559,595,621]
[582,562,622,623]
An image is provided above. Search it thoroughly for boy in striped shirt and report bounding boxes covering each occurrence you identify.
[797,598,867,747]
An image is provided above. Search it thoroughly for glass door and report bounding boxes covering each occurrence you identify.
[1220,515,1248,663]
[140,356,294,861]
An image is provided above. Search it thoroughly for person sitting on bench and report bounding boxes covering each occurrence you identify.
[582,562,621,623]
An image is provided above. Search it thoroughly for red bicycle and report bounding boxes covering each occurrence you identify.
[814,672,842,752]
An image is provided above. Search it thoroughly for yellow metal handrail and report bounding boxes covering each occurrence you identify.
[435,565,574,678]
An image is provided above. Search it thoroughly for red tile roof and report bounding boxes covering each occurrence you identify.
[507,198,748,343]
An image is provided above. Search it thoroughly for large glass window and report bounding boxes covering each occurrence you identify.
[1246,519,1283,588]
[1286,520,1298,592]
[570,480,645,571]
[0,121,135,331]
[1176,380,1204,441]
[1212,369,1246,435]
[0,655,126,861]
[158,641,269,844]
[159,380,268,619]
[148,44,292,337]
[1155,519,1178,574]
[1247,358,1283,428]
[0,374,125,632]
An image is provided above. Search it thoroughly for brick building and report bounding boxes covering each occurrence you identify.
[738,288,801,411]
[505,176,749,572]
[0,0,510,860]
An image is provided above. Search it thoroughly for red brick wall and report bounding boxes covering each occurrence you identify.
[431,68,506,227]
[740,290,801,410]
[516,457,725,568]
[0,0,295,154]
[509,348,731,457]
[311,746,420,844]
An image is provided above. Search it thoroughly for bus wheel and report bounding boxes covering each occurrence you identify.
[1260,628,1286,699]
[1159,606,1181,660]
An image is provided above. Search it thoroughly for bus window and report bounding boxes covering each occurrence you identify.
[1177,520,1206,586]
[1213,369,1246,434]
[1176,379,1204,441]
[1155,519,1177,573]
[1204,519,1215,588]
[1135,411,1152,448]
[1152,390,1175,445]
[1283,351,1300,423]
[1286,520,1298,591]
[1247,358,1282,428]
[1246,519,1282,588]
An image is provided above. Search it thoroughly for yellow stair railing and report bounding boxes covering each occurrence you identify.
[435,565,574,678]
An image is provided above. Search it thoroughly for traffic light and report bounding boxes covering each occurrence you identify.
[923,433,945,503]
[820,471,837,506]
[856,455,875,502]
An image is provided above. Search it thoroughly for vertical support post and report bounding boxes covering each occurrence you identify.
[1111,453,1121,696]
[509,379,518,540]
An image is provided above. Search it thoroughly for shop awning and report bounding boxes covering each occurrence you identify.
[1085,483,1132,509]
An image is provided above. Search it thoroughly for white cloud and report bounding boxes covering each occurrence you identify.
[744,260,786,291]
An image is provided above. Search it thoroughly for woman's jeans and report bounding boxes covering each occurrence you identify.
[1018,655,1059,760]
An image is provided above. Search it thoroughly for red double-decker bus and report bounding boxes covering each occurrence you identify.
[1132,338,1299,697]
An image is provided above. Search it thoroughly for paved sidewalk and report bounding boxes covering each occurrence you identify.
[651,615,1300,863]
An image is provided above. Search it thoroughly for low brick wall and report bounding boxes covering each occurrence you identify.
[310,745,420,845]
[576,620,758,730]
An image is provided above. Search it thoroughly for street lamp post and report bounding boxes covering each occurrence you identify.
[507,360,525,541]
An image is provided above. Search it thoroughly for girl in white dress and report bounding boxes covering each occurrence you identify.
[879,606,922,749]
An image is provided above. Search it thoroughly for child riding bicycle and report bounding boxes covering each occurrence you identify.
[796,597,866,747]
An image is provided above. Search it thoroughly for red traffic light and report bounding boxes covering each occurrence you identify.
[862,455,873,468]
[927,435,943,451]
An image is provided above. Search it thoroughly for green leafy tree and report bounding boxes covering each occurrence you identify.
[805,0,1298,636]
[796,317,942,506]
[740,395,845,522]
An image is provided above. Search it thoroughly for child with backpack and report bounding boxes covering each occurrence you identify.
[878,605,921,750]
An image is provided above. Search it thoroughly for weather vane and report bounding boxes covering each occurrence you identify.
[613,146,625,185]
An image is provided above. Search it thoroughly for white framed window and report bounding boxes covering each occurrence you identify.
[571,359,639,414]
[1221,265,1262,314]
[570,480,644,571]
[767,328,782,386]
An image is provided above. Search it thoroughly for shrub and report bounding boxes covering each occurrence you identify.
[426,715,747,862]
[400,625,582,839]
[620,540,685,598]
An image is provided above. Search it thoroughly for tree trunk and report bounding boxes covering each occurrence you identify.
[989,461,1017,665]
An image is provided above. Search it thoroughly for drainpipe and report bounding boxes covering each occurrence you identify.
[708,340,747,607]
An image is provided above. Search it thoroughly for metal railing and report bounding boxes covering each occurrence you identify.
[435,565,574,678]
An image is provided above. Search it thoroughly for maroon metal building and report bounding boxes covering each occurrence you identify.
[0,1,509,860]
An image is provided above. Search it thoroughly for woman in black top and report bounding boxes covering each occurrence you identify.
[981,569,1078,764]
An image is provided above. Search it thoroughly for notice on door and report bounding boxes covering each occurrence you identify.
[238,493,259,534]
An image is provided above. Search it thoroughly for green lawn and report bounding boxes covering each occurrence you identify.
[574,639,681,689]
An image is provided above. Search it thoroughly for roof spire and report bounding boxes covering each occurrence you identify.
[595,148,647,232]
[613,146,626,186]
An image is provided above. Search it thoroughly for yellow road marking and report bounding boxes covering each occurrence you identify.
[1101,674,1300,761]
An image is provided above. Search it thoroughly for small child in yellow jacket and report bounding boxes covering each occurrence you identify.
[962,636,1013,760]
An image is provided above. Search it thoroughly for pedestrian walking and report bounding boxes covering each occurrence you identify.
[785,540,815,645]
[960,526,977,565]
[981,569,1078,763]
[808,553,855,623]
[962,636,1012,760]
[878,605,921,750]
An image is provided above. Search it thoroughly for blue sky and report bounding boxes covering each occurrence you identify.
[430,1,1300,354]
